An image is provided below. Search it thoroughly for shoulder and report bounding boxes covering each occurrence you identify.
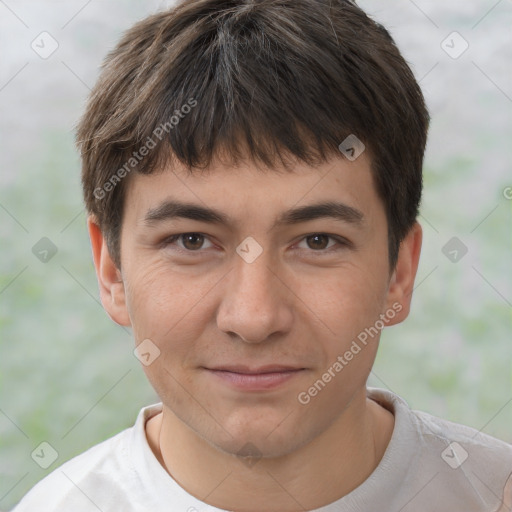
[412,406,512,474]
[11,404,162,512]
[12,430,131,512]
[369,388,512,511]
[414,409,512,510]
[370,387,512,466]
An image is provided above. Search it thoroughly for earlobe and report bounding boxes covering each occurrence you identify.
[384,222,423,326]
[87,217,131,327]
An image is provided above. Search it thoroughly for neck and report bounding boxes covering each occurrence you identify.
[146,389,394,512]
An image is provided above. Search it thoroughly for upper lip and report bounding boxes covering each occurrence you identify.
[206,365,304,374]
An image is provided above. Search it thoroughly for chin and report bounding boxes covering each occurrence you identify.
[203,411,314,462]
[211,431,308,462]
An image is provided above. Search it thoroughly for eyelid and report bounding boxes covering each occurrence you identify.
[294,234,350,253]
[161,233,215,253]
[161,232,351,255]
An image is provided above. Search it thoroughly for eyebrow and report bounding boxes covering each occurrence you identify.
[143,199,364,229]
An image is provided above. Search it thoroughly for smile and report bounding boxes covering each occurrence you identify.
[203,365,306,391]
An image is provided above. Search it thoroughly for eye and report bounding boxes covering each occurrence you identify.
[161,232,350,256]
[295,233,349,253]
[162,233,214,252]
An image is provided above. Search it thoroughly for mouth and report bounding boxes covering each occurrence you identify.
[203,365,306,391]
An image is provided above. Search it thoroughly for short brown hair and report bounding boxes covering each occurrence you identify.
[77,0,429,270]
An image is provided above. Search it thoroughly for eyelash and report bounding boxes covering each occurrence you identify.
[161,232,350,256]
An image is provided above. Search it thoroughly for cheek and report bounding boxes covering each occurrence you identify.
[293,270,387,415]
[298,262,389,344]
[123,262,199,339]
[123,261,230,368]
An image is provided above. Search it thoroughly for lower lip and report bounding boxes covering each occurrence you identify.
[206,369,304,391]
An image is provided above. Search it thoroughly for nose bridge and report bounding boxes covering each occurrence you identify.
[216,243,292,343]
[235,248,276,303]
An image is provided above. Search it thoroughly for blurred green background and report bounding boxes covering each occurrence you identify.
[1,1,511,510]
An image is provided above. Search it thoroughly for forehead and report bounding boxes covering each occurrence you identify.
[123,152,384,229]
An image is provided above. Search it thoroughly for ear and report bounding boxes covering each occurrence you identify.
[383,221,422,326]
[87,217,131,327]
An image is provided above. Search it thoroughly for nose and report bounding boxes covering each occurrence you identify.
[215,250,294,344]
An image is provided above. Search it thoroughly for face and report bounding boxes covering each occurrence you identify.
[92,153,419,459]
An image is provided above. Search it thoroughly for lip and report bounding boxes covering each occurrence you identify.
[209,365,303,374]
[204,365,306,391]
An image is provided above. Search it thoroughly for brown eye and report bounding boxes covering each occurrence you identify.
[295,233,349,255]
[180,233,205,251]
[305,234,331,250]
[162,233,214,253]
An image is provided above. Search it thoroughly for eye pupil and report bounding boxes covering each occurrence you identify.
[307,234,329,250]
[183,233,204,250]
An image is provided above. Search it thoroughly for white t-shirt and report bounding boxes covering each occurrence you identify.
[12,388,512,512]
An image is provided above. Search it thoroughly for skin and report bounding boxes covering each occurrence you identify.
[497,473,512,512]
[88,152,422,512]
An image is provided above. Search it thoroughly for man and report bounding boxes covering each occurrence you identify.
[13,0,512,510]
